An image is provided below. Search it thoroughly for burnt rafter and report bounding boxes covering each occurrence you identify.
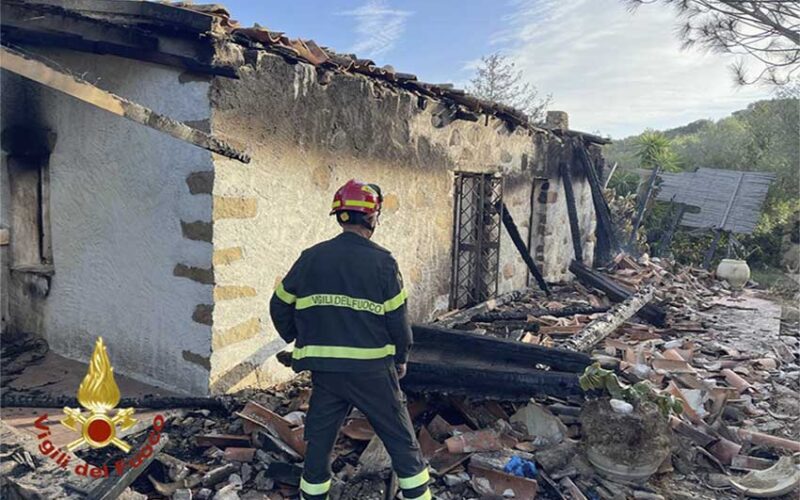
[0,45,250,163]
[0,0,236,77]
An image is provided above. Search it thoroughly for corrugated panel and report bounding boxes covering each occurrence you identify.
[656,168,775,234]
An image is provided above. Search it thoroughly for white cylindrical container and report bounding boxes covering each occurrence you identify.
[716,259,750,290]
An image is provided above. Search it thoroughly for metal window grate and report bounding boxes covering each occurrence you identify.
[450,172,503,309]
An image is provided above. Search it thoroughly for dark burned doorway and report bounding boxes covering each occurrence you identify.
[449,172,503,309]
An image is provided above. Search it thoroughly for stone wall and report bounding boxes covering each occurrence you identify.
[206,48,547,393]
[530,168,597,282]
[0,49,215,394]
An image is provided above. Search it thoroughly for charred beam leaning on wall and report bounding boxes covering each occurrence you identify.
[0,45,250,163]
[575,141,619,265]
[569,260,666,327]
[559,161,584,263]
[494,200,551,296]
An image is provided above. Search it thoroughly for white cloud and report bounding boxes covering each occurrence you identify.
[494,0,771,138]
[339,0,413,58]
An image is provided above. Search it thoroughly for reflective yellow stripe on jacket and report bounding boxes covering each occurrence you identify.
[292,344,396,361]
[277,286,407,316]
[274,282,297,304]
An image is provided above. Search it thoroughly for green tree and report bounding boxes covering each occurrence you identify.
[468,53,551,123]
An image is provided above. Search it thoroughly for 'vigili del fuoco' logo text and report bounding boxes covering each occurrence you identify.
[33,337,166,478]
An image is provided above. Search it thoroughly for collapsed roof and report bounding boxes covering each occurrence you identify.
[1,0,610,145]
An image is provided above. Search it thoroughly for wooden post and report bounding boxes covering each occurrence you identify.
[575,142,619,264]
[627,165,661,250]
[655,201,685,257]
[603,162,618,189]
[560,162,584,263]
[496,201,551,295]
[703,229,722,270]
[0,46,250,163]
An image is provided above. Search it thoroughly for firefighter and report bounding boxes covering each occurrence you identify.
[269,179,430,500]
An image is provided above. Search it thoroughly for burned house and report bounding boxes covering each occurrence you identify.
[0,0,610,395]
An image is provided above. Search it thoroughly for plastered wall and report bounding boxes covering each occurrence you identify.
[1,50,215,394]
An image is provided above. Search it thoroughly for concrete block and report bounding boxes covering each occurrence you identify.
[186,171,214,194]
[181,220,213,242]
[213,247,244,266]
[193,304,214,325]
[213,197,257,219]
[182,350,211,370]
[502,262,516,279]
[214,285,257,301]
[212,318,261,350]
[174,263,214,285]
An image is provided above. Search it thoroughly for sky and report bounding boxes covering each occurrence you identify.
[219,0,773,139]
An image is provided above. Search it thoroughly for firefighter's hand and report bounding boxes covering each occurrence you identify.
[395,363,407,379]
[276,350,293,367]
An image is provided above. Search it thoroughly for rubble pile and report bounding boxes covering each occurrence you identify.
[2,255,798,499]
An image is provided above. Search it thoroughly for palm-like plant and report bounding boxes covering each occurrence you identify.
[635,131,680,172]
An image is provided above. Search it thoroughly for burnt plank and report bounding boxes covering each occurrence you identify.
[560,161,584,263]
[472,305,609,322]
[411,324,592,373]
[0,45,249,162]
[403,361,582,400]
[496,201,550,295]
[568,260,666,327]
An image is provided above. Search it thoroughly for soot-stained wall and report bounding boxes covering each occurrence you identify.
[1,49,215,394]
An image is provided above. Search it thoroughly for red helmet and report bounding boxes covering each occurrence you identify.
[329,179,382,215]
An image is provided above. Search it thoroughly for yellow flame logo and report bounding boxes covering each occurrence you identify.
[78,337,121,412]
[61,338,136,452]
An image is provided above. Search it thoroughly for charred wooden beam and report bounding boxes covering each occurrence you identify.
[703,229,723,270]
[575,142,619,264]
[88,436,168,500]
[654,201,686,257]
[412,323,592,373]
[402,362,582,400]
[560,161,584,263]
[627,165,661,250]
[25,0,218,34]
[568,260,666,327]
[495,201,550,295]
[471,305,609,322]
[435,288,531,328]
[0,392,229,410]
[1,26,238,78]
[2,1,159,49]
[0,45,250,162]
[568,285,655,352]
[479,320,540,332]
